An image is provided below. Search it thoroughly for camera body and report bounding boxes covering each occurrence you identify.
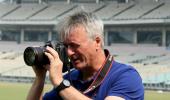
[24,41,71,72]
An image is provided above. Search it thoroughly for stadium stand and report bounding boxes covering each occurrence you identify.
[0,3,19,18]
[2,4,47,21]
[29,2,75,21]
[71,0,97,3]
[76,3,105,12]
[95,2,134,20]
[113,2,164,20]
[142,2,170,19]
[0,0,169,22]
[57,3,105,20]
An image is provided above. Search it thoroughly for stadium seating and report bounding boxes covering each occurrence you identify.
[29,2,75,21]
[57,3,105,20]
[113,2,164,20]
[0,3,19,18]
[0,1,170,21]
[95,2,134,20]
[2,4,47,21]
[142,2,170,19]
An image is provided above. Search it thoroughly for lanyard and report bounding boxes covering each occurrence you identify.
[83,55,113,94]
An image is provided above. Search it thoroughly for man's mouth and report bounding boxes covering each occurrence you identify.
[70,54,82,65]
[71,56,80,64]
[72,58,79,63]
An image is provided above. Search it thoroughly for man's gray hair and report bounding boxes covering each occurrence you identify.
[59,11,104,47]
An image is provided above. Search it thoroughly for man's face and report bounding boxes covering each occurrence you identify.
[64,25,97,70]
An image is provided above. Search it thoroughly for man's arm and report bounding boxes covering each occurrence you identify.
[27,78,45,100]
[105,96,125,100]
[27,66,47,100]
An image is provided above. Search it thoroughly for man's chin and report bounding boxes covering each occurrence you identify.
[74,63,85,70]
[73,61,80,67]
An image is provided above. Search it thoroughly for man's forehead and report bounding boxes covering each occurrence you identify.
[69,25,86,34]
[64,26,87,40]
[64,41,80,46]
[62,24,91,47]
[63,35,82,45]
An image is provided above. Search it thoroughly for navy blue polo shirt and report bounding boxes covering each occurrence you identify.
[43,61,144,100]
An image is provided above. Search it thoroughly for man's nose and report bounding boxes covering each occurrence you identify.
[66,47,75,56]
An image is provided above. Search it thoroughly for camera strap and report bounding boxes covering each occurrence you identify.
[83,54,113,94]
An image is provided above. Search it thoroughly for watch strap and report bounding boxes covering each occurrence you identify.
[54,80,70,93]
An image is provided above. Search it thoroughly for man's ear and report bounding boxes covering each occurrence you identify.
[95,36,101,50]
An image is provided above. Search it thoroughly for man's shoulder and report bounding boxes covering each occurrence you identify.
[110,61,137,74]
[99,61,144,100]
[107,61,142,83]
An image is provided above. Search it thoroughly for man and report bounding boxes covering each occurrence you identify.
[27,11,144,100]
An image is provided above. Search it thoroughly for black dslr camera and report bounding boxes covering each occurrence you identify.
[23,41,72,72]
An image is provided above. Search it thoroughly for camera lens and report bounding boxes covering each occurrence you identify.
[24,47,36,66]
[24,46,49,66]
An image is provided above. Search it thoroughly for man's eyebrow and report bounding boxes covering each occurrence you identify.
[71,41,81,45]
[65,41,80,45]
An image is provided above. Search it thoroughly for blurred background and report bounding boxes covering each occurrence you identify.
[0,0,170,99]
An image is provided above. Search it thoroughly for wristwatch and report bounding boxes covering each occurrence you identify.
[54,79,71,93]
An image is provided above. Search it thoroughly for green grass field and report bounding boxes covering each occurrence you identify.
[0,82,52,100]
[0,82,170,100]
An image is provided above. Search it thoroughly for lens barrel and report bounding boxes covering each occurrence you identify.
[23,46,49,66]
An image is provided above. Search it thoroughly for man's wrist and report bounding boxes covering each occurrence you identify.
[53,78,63,87]
[35,77,46,84]
[54,79,71,93]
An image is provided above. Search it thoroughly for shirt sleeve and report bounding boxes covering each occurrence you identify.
[107,69,144,100]
[43,88,63,100]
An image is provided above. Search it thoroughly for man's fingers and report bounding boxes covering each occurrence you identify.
[44,52,54,62]
[45,46,59,59]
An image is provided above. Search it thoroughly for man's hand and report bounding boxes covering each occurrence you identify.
[44,46,64,86]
